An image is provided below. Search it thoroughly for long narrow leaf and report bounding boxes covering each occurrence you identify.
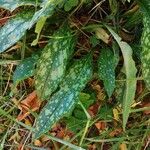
[106,26,137,130]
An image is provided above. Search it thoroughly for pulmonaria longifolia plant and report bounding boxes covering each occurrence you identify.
[0,0,150,139]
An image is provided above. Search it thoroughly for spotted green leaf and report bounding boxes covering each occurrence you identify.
[137,0,150,89]
[35,26,76,101]
[141,18,150,89]
[0,11,34,53]
[28,0,65,29]
[13,55,39,86]
[106,26,137,130]
[0,0,66,53]
[0,0,38,11]
[98,48,118,97]
[34,55,93,138]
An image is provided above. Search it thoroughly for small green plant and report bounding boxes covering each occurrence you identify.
[0,0,150,149]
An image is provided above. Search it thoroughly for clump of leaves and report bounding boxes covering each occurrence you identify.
[0,0,150,149]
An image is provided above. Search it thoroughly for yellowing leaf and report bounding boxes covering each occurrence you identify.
[25,118,32,126]
[95,27,110,44]
[34,139,42,147]
[120,143,127,150]
[113,108,119,121]
[31,16,47,46]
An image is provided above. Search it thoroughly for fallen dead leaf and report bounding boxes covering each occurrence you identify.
[24,118,32,126]
[17,144,23,150]
[113,108,119,121]
[119,29,135,42]
[88,144,97,150]
[48,123,75,143]
[91,81,105,101]
[17,144,31,150]
[88,102,101,117]
[17,91,41,121]
[41,135,50,142]
[139,97,150,115]
[34,139,43,147]
[119,143,127,150]
[0,16,11,26]
[95,27,110,44]
[95,121,107,131]
[109,128,123,137]
[143,103,150,115]
[136,81,144,96]
[9,132,20,142]
[0,127,5,134]
[27,78,35,87]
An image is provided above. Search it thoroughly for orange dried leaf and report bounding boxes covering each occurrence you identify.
[34,139,42,147]
[109,128,123,137]
[17,144,23,150]
[95,121,107,131]
[119,143,127,150]
[27,78,35,87]
[88,144,97,150]
[0,128,4,134]
[25,118,32,126]
[17,91,41,121]
[88,102,100,117]
[41,135,50,142]
[0,17,9,26]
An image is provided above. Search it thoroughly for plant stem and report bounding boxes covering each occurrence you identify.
[78,101,91,146]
